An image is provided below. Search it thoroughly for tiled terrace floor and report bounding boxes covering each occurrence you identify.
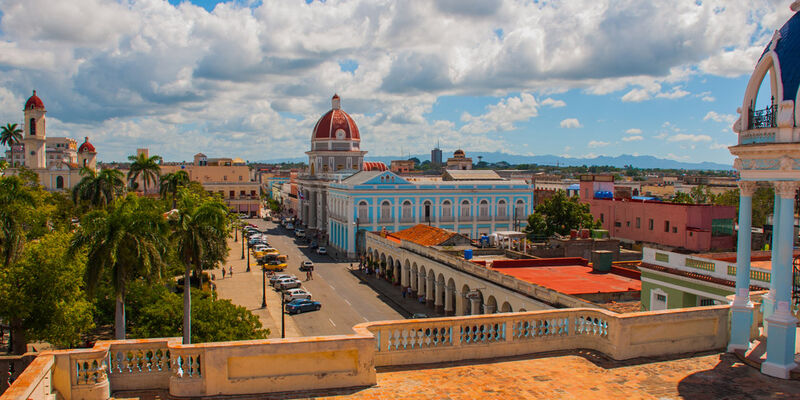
[116,351,800,400]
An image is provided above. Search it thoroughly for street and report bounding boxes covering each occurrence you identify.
[215,219,404,337]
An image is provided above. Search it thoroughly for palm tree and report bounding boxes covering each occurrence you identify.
[169,189,229,344]
[70,195,167,339]
[127,153,162,194]
[159,170,190,209]
[0,175,37,268]
[0,123,23,149]
[73,168,126,208]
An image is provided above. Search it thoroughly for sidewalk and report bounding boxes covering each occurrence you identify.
[211,237,302,339]
[350,269,441,318]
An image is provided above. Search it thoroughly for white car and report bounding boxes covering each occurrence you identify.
[269,274,296,285]
[276,278,302,291]
[283,288,312,302]
[316,247,327,255]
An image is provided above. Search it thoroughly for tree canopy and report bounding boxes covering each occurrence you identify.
[524,190,599,239]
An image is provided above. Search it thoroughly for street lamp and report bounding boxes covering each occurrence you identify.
[281,296,286,338]
[246,243,251,272]
[261,267,267,308]
[353,217,360,260]
[241,231,245,260]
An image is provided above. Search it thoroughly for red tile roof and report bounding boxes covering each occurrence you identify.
[387,224,462,247]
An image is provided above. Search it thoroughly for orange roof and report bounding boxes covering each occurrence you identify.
[387,224,462,247]
[492,261,641,295]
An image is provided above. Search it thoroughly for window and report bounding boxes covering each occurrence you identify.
[711,218,734,237]
[626,221,630,227]
[402,200,412,220]
[460,200,471,217]
[381,201,391,221]
[442,200,452,217]
[656,294,667,302]
[229,190,235,198]
[600,213,604,223]
[636,217,641,229]
[224,175,228,181]
[239,175,242,181]
[358,201,368,222]
[614,221,621,227]
[479,200,489,217]
[664,221,670,233]
[651,289,668,311]
[56,176,64,189]
[648,219,654,230]
[497,200,507,217]
[699,299,715,306]
[240,191,246,197]
[29,118,36,136]
[423,201,431,220]
[251,190,256,196]
[672,227,677,233]
[515,200,525,217]
[346,157,352,170]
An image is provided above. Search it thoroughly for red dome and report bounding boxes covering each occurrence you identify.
[78,137,96,153]
[312,94,360,141]
[24,90,45,110]
[363,161,387,171]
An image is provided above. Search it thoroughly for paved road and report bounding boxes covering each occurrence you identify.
[238,219,404,336]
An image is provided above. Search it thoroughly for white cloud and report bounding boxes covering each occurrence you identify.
[622,135,643,142]
[655,86,690,99]
[460,93,539,134]
[709,143,731,150]
[541,98,566,108]
[560,118,582,128]
[667,134,712,142]
[621,88,651,102]
[703,111,737,124]
[625,128,642,135]
[587,140,609,148]
[702,96,716,102]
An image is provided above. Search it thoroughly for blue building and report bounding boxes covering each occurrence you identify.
[297,94,533,258]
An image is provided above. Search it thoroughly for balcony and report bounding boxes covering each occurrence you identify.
[495,214,509,221]
[478,214,492,221]
[439,215,454,222]
[378,217,394,224]
[399,216,415,224]
[748,104,777,130]
[4,307,730,400]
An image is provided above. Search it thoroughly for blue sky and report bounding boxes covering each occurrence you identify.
[0,0,792,165]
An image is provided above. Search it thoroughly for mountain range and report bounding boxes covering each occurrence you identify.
[260,152,732,170]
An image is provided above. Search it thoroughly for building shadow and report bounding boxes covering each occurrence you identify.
[677,353,800,399]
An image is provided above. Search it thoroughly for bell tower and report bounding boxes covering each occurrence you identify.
[22,90,46,169]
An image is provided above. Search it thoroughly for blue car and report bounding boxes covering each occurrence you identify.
[285,299,321,314]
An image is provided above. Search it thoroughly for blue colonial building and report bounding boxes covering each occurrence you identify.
[297,95,532,258]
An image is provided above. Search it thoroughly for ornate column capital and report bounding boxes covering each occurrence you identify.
[773,181,798,199]
[737,181,758,197]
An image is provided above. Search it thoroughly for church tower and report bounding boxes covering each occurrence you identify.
[78,137,97,171]
[22,90,46,169]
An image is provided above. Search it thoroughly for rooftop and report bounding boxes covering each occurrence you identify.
[386,224,469,247]
[487,258,641,295]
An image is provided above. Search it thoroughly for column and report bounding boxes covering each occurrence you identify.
[417,272,426,301]
[410,269,418,294]
[470,297,482,315]
[762,181,798,379]
[763,191,781,330]
[426,276,435,306]
[728,181,757,353]
[401,265,409,289]
[434,282,444,313]
[445,287,455,316]
[483,304,496,314]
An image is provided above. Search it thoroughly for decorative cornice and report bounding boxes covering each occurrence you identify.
[733,158,743,171]
[773,181,798,199]
[738,181,758,197]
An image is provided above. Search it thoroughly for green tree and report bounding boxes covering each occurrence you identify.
[70,195,168,339]
[0,232,94,353]
[125,282,268,342]
[671,192,694,204]
[0,123,23,149]
[714,186,775,228]
[689,185,713,204]
[168,188,230,344]
[72,168,126,209]
[0,175,38,268]
[159,170,191,209]
[524,190,599,239]
[127,152,163,194]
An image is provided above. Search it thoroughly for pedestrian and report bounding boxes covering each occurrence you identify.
[221,268,226,279]
[402,288,406,298]
[350,263,353,271]
[309,268,313,280]
[306,271,310,281]
[229,266,233,276]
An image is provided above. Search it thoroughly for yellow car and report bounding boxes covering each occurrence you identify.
[262,256,287,272]
[253,247,279,259]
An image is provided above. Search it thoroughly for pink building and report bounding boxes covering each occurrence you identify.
[579,175,736,252]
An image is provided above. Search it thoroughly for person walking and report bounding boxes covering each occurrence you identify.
[221,267,226,279]
[305,270,310,281]
[229,266,233,276]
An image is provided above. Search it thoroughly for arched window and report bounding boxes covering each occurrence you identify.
[423,200,432,221]
[29,118,36,136]
[479,200,489,217]
[381,201,392,222]
[442,200,452,218]
[515,200,525,218]
[497,199,507,217]
[56,176,64,189]
[460,200,471,218]
[358,201,368,222]
[402,200,412,221]
[83,159,87,167]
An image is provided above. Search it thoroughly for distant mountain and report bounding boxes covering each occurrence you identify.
[257,152,732,170]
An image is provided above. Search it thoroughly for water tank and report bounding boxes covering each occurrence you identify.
[464,249,473,260]
[569,229,578,239]
[580,229,590,239]
[592,250,613,273]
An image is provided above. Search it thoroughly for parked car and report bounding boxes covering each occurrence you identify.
[299,260,314,272]
[316,247,327,255]
[269,274,296,285]
[276,278,302,291]
[283,288,312,302]
[310,240,318,249]
[284,299,321,314]
[286,223,295,230]
[295,229,305,238]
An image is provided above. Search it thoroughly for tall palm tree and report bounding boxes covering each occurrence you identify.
[0,123,23,149]
[127,153,162,194]
[159,170,190,209]
[169,189,229,344]
[70,195,167,339]
[73,168,126,208]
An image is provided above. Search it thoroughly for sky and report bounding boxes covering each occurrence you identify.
[0,0,793,164]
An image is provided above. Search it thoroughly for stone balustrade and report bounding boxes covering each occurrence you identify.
[2,305,730,400]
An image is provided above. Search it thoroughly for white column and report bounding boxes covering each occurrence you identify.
[445,287,455,315]
[470,297,482,315]
[425,275,435,305]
